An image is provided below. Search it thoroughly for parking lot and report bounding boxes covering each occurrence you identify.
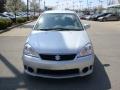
[0,20,120,90]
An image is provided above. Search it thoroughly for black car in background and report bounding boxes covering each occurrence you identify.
[91,13,111,21]
[89,14,99,20]
[98,13,120,22]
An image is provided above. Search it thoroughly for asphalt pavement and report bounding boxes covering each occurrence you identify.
[0,20,120,90]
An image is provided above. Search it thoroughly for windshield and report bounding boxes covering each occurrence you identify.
[34,13,83,31]
[106,14,112,17]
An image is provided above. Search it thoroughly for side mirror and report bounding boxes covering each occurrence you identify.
[84,24,90,30]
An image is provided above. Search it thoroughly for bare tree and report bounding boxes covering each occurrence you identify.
[30,0,39,16]
[0,0,6,12]
[5,0,26,12]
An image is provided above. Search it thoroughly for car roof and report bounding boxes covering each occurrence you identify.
[43,10,76,14]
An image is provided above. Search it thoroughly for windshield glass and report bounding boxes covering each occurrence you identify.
[34,13,83,31]
[106,14,112,17]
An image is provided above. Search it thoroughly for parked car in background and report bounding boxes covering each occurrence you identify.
[91,13,111,21]
[80,15,88,20]
[89,14,99,20]
[85,15,91,20]
[85,14,94,20]
[80,15,92,20]
[22,10,95,78]
[0,13,8,18]
[98,13,120,22]
[16,12,26,18]
[2,12,20,22]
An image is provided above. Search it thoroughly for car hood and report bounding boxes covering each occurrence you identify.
[27,30,90,54]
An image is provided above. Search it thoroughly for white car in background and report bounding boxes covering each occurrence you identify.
[22,10,95,78]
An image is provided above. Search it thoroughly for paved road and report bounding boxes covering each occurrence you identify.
[0,20,120,90]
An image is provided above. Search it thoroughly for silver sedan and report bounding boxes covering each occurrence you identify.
[22,10,95,78]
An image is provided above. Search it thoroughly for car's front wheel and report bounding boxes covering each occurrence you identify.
[99,19,103,22]
[102,18,106,22]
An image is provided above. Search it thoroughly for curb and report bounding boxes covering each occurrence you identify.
[0,20,35,34]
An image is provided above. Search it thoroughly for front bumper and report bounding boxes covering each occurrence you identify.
[22,54,94,78]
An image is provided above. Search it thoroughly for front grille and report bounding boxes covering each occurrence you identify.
[37,68,79,76]
[39,54,76,61]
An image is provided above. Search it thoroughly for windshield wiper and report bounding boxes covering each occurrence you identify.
[36,29,55,31]
[50,28,82,31]
[36,28,82,31]
[50,28,72,30]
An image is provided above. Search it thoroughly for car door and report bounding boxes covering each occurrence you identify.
[108,14,118,21]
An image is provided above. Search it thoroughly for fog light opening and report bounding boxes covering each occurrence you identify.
[90,65,93,70]
[82,67,89,73]
[28,67,34,73]
[24,65,27,70]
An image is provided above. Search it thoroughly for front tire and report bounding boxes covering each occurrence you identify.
[102,18,106,22]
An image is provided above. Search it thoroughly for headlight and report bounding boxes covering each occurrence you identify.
[23,43,39,58]
[79,43,93,57]
[98,17,103,19]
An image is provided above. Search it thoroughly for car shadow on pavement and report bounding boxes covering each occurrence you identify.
[0,54,111,90]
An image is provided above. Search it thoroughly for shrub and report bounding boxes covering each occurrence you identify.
[0,16,38,30]
[6,18,12,27]
[23,17,27,21]
[33,16,39,19]
[29,16,39,20]
[0,17,12,30]
[16,17,27,23]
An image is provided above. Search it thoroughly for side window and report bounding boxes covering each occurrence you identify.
[112,14,116,16]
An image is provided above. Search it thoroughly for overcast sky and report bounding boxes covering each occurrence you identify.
[22,0,115,9]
